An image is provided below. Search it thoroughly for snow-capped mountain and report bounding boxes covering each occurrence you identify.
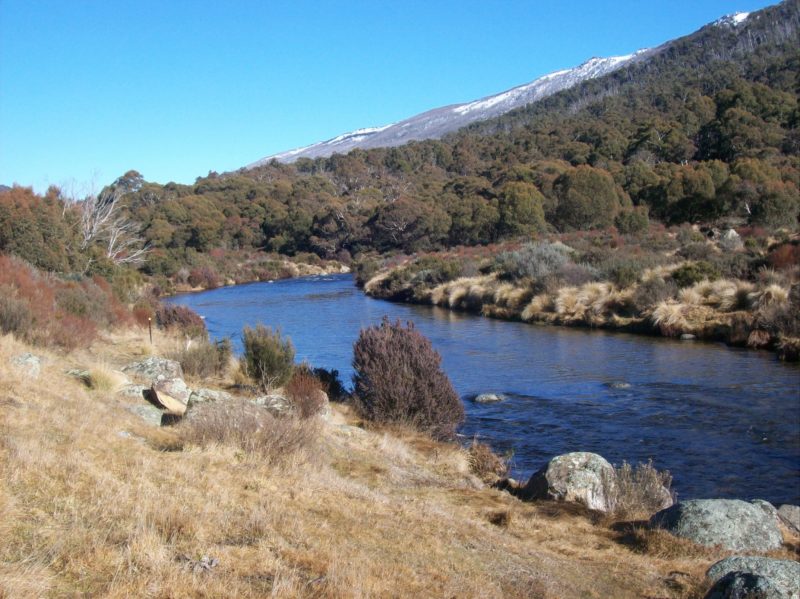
[247,50,654,167]
[246,9,759,168]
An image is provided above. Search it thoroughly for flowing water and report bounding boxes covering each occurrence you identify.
[168,274,800,505]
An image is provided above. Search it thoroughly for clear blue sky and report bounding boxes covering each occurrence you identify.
[0,0,774,194]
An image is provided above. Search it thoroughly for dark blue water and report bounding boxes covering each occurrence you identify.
[168,274,800,505]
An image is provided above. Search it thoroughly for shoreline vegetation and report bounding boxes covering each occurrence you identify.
[356,226,800,361]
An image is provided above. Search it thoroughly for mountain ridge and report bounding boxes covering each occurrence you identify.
[244,8,766,168]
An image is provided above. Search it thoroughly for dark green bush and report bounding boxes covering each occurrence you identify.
[671,261,721,288]
[352,318,464,440]
[242,324,295,391]
[313,366,347,401]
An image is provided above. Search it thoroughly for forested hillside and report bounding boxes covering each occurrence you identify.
[1,0,797,287]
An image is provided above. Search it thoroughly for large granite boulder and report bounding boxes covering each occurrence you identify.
[122,357,183,383]
[706,557,800,599]
[649,499,784,552]
[522,452,617,512]
[188,388,234,404]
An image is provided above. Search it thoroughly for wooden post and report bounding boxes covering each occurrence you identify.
[148,317,152,344]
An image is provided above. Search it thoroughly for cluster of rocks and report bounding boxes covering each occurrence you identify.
[119,356,329,426]
[516,451,799,598]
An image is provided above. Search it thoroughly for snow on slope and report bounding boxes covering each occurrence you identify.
[246,49,653,167]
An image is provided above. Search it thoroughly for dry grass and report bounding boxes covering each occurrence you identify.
[0,330,765,598]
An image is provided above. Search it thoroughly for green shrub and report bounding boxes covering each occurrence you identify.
[242,324,295,391]
[670,261,721,288]
[170,338,231,378]
[352,318,464,440]
[312,367,347,401]
[493,242,572,282]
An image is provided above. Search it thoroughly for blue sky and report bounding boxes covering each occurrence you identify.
[0,0,774,193]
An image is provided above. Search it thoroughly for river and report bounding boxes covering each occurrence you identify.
[167,273,800,505]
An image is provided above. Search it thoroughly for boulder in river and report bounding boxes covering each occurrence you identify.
[472,393,505,403]
[706,556,800,599]
[649,499,784,552]
[522,452,617,513]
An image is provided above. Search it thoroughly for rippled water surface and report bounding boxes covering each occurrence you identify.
[168,274,800,504]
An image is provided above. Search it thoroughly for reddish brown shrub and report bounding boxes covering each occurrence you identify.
[187,266,221,289]
[285,367,326,418]
[155,303,207,338]
[352,318,464,440]
[767,242,800,271]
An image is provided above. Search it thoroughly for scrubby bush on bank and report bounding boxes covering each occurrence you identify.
[607,460,674,520]
[169,338,232,378]
[242,324,295,391]
[285,366,327,418]
[155,303,207,338]
[352,318,464,440]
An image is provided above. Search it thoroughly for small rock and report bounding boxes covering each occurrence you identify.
[707,556,800,599]
[11,353,42,378]
[649,499,784,552]
[118,384,148,398]
[719,229,744,251]
[188,388,234,404]
[522,452,617,513]
[472,393,505,403]
[680,333,697,341]
[253,394,294,415]
[122,357,183,383]
[777,504,800,534]
[126,404,165,426]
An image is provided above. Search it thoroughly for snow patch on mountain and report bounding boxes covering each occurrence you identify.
[246,49,653,167]
[714,12,750,28]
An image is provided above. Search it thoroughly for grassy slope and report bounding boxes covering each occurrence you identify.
[1,329,796,598]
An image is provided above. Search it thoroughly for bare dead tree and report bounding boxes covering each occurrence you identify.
[80,185,150,265]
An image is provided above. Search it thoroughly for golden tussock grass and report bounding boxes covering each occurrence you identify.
[0,330,769,598]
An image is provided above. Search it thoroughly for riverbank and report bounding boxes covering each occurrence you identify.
[359,232,800,361]
[3,328,798,597]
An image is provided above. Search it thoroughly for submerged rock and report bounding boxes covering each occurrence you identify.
[649,499,783,552]
[522,452,617,513]
[472,393,505,403]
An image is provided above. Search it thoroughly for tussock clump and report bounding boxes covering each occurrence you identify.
[748,283,789,310]
[179,398,317,465]
[467,439,509,484]
[651,301,688,336]
[521,293,553,321]
[679,279,754,312]
[352,318,464,440]
[607,461,673,520]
